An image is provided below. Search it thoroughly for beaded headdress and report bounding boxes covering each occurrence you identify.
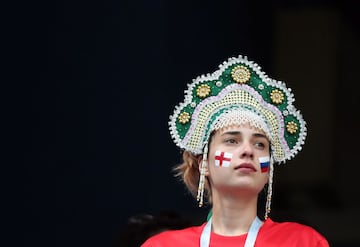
[169,55,306,217]
[169,55,306,163]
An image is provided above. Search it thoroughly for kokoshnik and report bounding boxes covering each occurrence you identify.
[168,55,307,219]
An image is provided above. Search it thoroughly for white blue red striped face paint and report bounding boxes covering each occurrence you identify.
[214,150,233,167]
[259,156,270,173]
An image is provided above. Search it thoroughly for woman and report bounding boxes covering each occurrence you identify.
[142,55,329,246]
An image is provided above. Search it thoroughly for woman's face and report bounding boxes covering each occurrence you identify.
[206,123,270,196]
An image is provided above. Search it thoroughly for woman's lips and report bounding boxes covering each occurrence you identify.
[234,163,257,173]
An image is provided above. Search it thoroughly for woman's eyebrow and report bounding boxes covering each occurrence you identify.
[221,131,241,136]
[253,133,267,139]
[220,131,268,140]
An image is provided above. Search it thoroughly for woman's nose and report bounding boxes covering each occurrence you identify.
[239,141,254,158]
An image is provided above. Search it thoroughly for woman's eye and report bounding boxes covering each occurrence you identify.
[254,142,265,148]
[225,139,237,144]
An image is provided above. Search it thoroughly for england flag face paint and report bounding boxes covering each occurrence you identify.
[259,156,270,173]
[214,150,233,167]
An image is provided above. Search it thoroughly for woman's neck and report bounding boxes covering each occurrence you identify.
[210,192,259,236]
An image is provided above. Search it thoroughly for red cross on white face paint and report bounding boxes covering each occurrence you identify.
[214,150,233,167]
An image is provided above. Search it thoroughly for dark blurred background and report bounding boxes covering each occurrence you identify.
[16,0,360,246]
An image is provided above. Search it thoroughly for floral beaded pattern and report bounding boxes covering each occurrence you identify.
[270,89,285,104]
[196,84,211,98]
[169,55,307,162]
[231,65,251,84]
[178,112,191,124]
[286,121,298,134]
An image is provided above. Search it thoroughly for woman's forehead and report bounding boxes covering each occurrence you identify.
[216,123,267,136]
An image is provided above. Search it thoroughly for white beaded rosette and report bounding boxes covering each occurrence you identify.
[169,55,306,162]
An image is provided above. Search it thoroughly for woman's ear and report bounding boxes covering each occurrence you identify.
[197,155,203,168]
[197,155,210,176]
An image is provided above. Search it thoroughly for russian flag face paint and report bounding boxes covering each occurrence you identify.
[259,156,270,173]
[214,150,233,167]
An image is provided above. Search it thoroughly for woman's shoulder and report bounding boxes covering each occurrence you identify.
[141,224,205,247]
[264,218,322,232]
[260,218,329,247]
